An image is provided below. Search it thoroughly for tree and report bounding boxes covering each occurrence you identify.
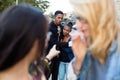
[17,0,49,12]
[0,0,49,12]
[49,12,54,21]
[37,0,49,12]
[0,0,13,12]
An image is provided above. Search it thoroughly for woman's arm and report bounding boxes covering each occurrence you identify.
[71,31,87,75]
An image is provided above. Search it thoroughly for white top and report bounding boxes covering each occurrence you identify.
[67,59,77,80]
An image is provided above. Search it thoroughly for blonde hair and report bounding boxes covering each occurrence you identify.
[70,0,119,63]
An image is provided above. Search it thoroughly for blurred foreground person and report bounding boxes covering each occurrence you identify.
[68,0,120,80]
[0,4,48,80]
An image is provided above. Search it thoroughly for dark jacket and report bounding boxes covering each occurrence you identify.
[46,21,69,54]
[59,39,74,62]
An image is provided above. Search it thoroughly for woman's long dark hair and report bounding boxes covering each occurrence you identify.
[0,4,48,71]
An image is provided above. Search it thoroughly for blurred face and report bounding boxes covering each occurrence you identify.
[75,17,90,39]
[63,26,71,36]
[54,14,63,25]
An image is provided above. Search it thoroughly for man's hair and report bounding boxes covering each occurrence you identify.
[54,10,63,16]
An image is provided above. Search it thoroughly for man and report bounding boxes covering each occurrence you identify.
[46,10,69,80]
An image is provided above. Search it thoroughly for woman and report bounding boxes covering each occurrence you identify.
[0,4,48,80]
[58,22,74,80]
[68,0,120,80]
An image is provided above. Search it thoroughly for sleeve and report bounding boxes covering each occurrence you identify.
[49,26,69,50]
[67,59,77,80]
[67,53,90,80]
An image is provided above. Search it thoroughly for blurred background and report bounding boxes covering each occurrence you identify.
[0,0,120,24]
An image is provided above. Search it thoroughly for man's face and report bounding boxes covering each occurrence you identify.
[54,14,63,25]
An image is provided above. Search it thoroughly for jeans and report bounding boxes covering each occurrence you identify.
[58,62,69,80]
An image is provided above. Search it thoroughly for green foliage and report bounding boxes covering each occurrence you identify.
[0,0,13,12]
[18,0,50,12]
[49,12,54,21]
[0,0,49,12]
[37,0,49,12]
[62,18,75,24]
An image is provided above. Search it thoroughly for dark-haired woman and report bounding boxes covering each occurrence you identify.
[0,4,48,80]
[58,23,74,80]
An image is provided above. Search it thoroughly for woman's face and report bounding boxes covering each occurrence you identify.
[75,17,90,39]
[63,25,71,36]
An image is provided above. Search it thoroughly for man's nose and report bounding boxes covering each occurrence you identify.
[59,18,62,21]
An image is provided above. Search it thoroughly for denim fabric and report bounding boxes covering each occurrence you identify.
[58,62,69,80]
[77,39,120,80]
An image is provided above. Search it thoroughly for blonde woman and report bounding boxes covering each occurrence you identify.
[68,0,120,80]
